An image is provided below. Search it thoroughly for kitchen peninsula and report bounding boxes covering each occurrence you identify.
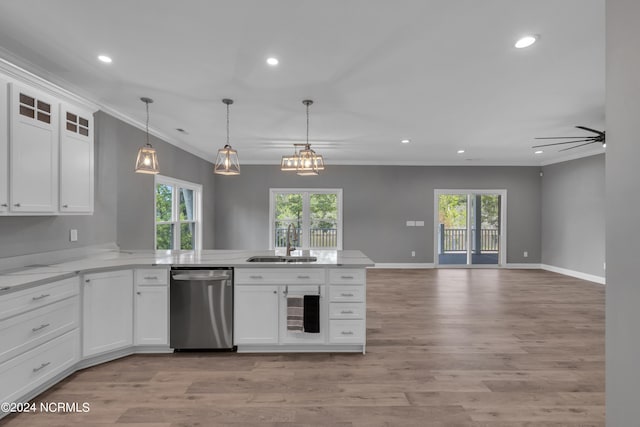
[0,248,373,416]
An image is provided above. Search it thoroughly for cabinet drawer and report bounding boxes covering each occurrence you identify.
[329,320,365,343]
[235,268,325,285]
[330,285,365,302]
[0,329,79,405]
[329,269,365,285]
[0,296,79,364]
[135,269,168,286]
[329,302,365,319]
[0,277,79,321]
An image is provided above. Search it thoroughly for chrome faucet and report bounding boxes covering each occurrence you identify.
[286,223,298,256]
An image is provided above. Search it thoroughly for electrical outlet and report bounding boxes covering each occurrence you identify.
[411,251,416,257]
[523,251,528,258]
[70,229,78,242]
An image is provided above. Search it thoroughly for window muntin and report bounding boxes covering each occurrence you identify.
[270,189,342,250]
[155,176,202,250]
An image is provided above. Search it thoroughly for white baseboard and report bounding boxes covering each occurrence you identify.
[505,263,542,269]
[372,263,434,269]
[540,264,606,285]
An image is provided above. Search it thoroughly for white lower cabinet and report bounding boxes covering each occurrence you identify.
[234,268,367,351]
[234,285,279,345]
[0,329,80,405]
[82,270,133,357]
[0,276,80,414]
[134,286,168,346]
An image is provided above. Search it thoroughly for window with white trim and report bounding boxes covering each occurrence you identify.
[155,175,203,250]
[269,189,343,250]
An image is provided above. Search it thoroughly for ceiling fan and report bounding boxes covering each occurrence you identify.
[532,126,606,152]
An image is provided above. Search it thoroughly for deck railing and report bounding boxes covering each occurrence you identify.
[275,228,337,248]
[440,226,499,253]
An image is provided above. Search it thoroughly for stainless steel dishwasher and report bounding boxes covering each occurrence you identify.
[170,268,234,350]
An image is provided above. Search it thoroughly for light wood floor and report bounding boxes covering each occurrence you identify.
[2,269,605,426]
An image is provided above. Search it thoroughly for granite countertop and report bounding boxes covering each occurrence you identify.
[0,249,374,292]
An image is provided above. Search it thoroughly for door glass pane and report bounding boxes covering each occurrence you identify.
[471,194,500,265]
[438,194,467,265]
[156,184,173,221]
[274,193,302,248]
[179,188,194,221]
[309,193,338,248]
[156,224,174,250]
[180,223,195,250]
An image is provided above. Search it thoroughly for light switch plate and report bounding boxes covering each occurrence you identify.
[406,221,416,227]
[415,221,425,227]
[70,229,78,242]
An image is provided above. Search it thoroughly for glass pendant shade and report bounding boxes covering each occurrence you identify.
[214,98,240,175]
[135,97,159,174]
[281,99,325,176]
[135,143,160,174]
[214,144,241,175]
[296,144,325,176]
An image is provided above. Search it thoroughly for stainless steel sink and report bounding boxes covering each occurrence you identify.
[246,255,318,263]
[285,256,317,263]
[246,256,287,262]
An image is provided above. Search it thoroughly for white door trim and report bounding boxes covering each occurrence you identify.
[433,189,508,268]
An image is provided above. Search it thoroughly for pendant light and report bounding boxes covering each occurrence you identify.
[280,99,324,175]
[214,98,240,175]
[134,97,160,174]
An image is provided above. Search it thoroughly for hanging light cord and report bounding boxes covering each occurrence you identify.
[226,102,230,147]
[306,102,310,146]
[145,101,150,146]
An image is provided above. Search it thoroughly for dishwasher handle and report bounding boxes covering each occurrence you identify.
[171,271,231,281]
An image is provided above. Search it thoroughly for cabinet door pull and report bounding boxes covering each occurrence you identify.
[13,203,21,207]
[340,331,354,335]
[136,291,141,295]
[273,290,277,294]
[0,286,10,291]
[341,275,354,279]
[249,275,263,279]
[85,279,90,283]
[62,204,69,208]
[143,276,158,280]
[32,293,51,301]
[0,203,7,207]
[340,293,354,297]
[33,362,51,372]
[341,310,354,314]
[32,323,50,332]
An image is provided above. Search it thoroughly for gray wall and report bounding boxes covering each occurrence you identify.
[606,0,640,423]
[104,112,216,250]
[541,154,605,277]
[0,111,216,258]
[214,165,541,264]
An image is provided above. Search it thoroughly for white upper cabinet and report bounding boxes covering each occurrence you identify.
[59,103,93,213]
[8,82,58,213]
[0,78,8,213]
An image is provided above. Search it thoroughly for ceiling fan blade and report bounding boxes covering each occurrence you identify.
[575,126,605,135]
[534,136,598,140]
[532,139,594,148]
[558,141,597,152]
[534,136,596,140]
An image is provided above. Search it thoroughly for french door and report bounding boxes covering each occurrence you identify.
[434,190,506,267]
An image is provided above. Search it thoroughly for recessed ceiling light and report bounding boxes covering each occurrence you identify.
[515,35,538,49]
[266,57,279,66]
[534,150,543,154]
[457,149,465,154]
[401,139,410,144]
[97,55,112,63]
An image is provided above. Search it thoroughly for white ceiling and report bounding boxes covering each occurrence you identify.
[0,0,605,166]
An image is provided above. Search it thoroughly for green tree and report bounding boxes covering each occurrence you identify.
[438,195,467,228]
